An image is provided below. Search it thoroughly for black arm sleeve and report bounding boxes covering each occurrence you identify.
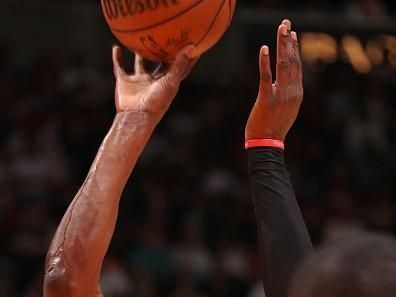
[247,147,313,297]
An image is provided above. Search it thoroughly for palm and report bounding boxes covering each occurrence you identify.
[112,46,197,119]
[115,74,171,113]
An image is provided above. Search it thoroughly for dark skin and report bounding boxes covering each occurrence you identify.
[44,18,303,297]
[246,20,306,297]
[43,46,198,297]
[246,19,303,142]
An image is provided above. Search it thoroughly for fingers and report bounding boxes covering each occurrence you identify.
[293,32,304,99]
[134,54,145,75]
[112,45,126,79]
[258,45,273,100]
[276,20,291,89]
[290,31,301,100]
[151,62,170,80]
[165,45,199,85]
[291,32,302,82]
[275,19,303,101]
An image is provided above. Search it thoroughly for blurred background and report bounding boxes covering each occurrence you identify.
[0,1,395,297]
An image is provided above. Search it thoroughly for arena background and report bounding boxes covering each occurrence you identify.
[0,1,395,296]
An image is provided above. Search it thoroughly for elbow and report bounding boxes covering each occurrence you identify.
[44,256,74,297]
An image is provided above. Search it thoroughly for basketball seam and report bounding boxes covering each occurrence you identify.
[195,0,227,47]
[110,0,205,33]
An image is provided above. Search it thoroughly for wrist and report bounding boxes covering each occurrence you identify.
[106,111,157,165]
[116,110,160,128]
[245,129,286,145]
[245,139,285,150]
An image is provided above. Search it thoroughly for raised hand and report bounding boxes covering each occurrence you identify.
[245,19,303,142]
[112,45,199,122]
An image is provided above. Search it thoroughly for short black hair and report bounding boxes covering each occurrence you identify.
[288,233,396,297]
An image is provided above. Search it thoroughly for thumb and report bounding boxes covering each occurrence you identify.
[165,45,199,85]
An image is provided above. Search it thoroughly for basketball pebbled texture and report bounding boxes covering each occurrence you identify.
[101,0,237,61]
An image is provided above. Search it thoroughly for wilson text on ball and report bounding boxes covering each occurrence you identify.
[103,0,180,20]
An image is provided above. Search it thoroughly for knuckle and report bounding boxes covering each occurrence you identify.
[275,88,288,100]
[278,60,290,68]
[260,71,272,81]
[162,75,179,90]
[298,87,304,100]
[289,88,299,100]
[300,89,304,99]
[290,56,299,64]
[281,35,289,43]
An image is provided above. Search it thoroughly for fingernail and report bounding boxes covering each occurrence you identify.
[282,25,288,36]
[185,45,196,58]
[282,19,291,30]
[262,46,269,56]
[291,31,297,41]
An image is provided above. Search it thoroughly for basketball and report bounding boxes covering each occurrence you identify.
[101,0,237,61]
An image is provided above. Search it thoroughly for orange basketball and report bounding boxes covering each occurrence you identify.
[101,0,237,62]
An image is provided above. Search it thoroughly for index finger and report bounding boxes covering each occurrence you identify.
[292,31,304,100]
[112,45,126,79]
[276,23,291,88]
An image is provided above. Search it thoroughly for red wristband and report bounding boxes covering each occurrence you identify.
[245,139,285,150]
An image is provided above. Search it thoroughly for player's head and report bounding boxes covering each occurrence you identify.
[288,233,396,297]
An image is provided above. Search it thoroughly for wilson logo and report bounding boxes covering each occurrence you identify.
[103,0,179,20]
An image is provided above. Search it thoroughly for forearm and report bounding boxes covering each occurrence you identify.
[45,111,157,296]
[248,148,313,297]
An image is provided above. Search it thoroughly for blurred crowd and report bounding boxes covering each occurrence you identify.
[62,0,396,16]
[28,0,396,16]
[1,2,396,297]
[244,0,396,15]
